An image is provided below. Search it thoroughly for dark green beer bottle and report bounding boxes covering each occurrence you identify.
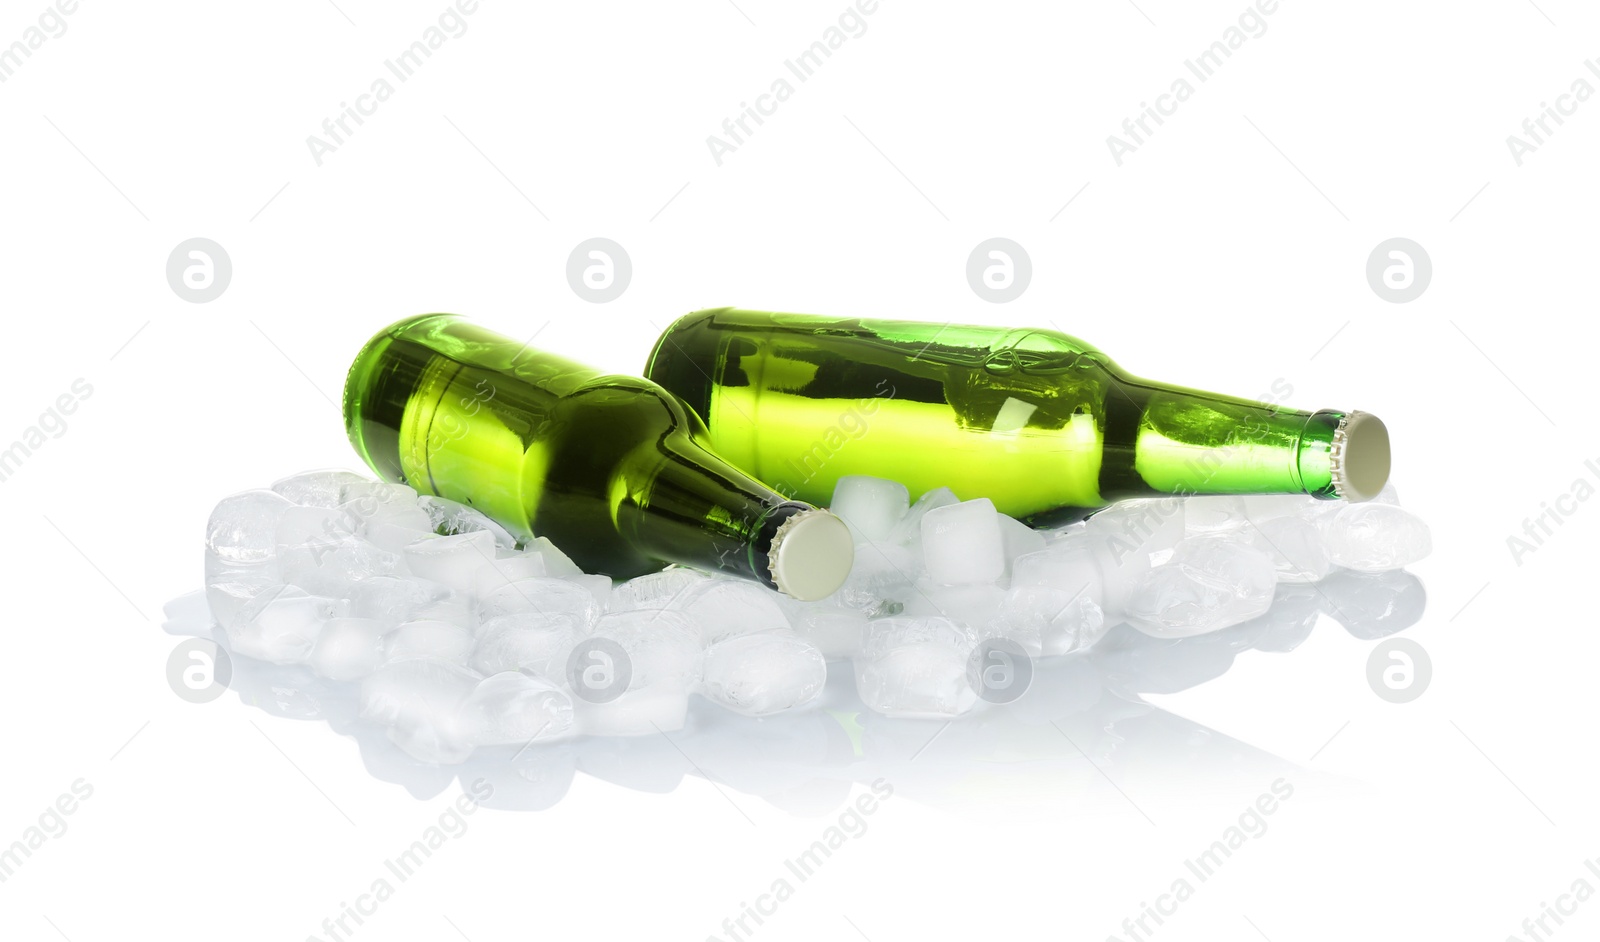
[342,314,853,599]
[644,308,1390,527]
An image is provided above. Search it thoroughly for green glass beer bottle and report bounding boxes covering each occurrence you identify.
[342,314,854,599]
[644,308,1391,527]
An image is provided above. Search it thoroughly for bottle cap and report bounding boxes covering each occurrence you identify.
[768,510,854,601]
[1330,410,1390,502]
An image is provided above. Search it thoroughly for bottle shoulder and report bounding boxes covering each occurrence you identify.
[663,308,1114,372]
[553,373,705,437]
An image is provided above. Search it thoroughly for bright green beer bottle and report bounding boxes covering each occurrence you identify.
[644,308,1391,527]
[342,314,854,599]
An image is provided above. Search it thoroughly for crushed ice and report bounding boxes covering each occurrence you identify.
[194,470,1431,765]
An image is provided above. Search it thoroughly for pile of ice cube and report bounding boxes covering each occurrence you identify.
[202,470,1431,764]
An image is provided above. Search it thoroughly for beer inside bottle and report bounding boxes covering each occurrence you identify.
[343,314,853,598]
[645,308,1391,527]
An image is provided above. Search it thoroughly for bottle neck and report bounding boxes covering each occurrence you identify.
[615,432,810,590]
[1097,374,1349,502]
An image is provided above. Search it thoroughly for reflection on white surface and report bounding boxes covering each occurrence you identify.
[163,568,1424,815]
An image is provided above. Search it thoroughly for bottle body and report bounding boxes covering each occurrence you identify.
[645,309,1389,526]
[343,314,852,596]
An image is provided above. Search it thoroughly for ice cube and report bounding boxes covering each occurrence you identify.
[340,480,418,511]
[886,486,959,545]
[573,688,692,737]
[570,610,702,735]
[699,630,827,716]
[204,568,281,631]
[1183,496,1248,535]
[348,489,435,553]
[1085,498,1185,612]
[997,515,1047,571]
[385,619,476,665]
[273,504,365,595]
[1041,519,1089,547]
[1322,503,1432,572]
[1011,543,1104,608]
[469,553,547,597]
[1087,498,1186,551]
[346,576,446,626]
[275,505,356,548]
[1242,583,1324,653]
[458,671,574,745]
[667,578,789,645]
[386,722,474,766]
[588,610,703,689]
[830,541,918,615]
[359,656,480,730]
[223,659,341,722]
[568,573,613,610]
[568,612,700,733]
[411,597,478,634]
[1001,584,1107,655]
[1246,516,1332,584]
[853,616,978,718]
[788,607,867,659]
[162,590,214,638]
[270,469,372,508]
[364,670,479,762]
[902,582,1006,629]
[308,616,393,680]
[921,498,1006,585]
[525,536,584,578]
[1125,537,1277,638]
[1320,569,1427,639]
[830,476,910,542]
[1239,494,1312,525]
[280,539,402,598]
[227,585,342,664]
[417,495,519,549]
[471,612,586,678]
[607,568,710,611]
[970,610,1045,656]
[206,490,295,564]
[479,577,600,628]
[402,531,498,592]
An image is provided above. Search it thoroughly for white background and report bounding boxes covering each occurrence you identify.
[1,1,1594,939]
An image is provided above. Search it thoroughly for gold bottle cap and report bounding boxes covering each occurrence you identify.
[768,509,854,601]
[1330,410,1391,502]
